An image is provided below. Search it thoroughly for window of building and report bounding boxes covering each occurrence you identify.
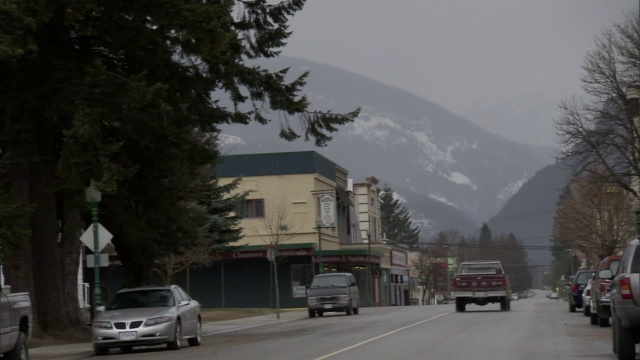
[237,199,265,218]
[290,264,314,298]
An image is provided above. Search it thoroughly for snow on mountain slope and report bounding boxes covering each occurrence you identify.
[219,56,554,238]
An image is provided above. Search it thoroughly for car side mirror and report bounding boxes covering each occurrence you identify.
[179,300,190,307]
[598,269,613,279]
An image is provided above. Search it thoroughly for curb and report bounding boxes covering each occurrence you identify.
[29,310,308,359]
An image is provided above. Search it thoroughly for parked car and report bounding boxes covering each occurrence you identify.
[548,291,559,299]
[307,272,360,317]
[511,293,519,301]
[0,285,32,360]
[569,269,596,312]
[609,239,640,360]
[583,279,593,317]
[590,255,621,327]
[92,285,201,356]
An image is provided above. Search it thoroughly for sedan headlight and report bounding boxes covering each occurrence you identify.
[145,316,173,327]
[337,295,349,301]
[93,321,113,329]
[307,297,318,305]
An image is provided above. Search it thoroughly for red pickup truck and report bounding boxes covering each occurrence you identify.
[451,260,511,312]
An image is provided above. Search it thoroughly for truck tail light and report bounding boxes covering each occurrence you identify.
[620,277,633,300]
[451,278,458,290]
[599,282,607,293]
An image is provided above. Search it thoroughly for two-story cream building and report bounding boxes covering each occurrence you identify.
[181,151,408,308]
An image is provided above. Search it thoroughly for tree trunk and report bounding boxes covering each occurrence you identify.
[3,164,35,297]
[273,259,280,320]
[31,161,68,331]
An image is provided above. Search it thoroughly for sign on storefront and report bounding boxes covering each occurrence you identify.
[318,194,335,227]
[293,286,307,298]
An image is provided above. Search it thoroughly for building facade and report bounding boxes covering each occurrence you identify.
[95,151,410,309]
[183,151,409,308]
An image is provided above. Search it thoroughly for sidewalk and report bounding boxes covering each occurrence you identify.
[30,309,308,360]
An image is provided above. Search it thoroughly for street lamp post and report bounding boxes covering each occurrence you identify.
[85,183,102,318]
[443,245,450,300]
[315,220,323,274]
[367,230,373,307]
[567,249,574,276]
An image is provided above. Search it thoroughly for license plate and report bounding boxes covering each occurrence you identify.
[473,292,487,297]
[324,304,333,309]
[119,331,137,340]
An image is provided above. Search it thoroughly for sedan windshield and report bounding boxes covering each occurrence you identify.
[106,289,175,310]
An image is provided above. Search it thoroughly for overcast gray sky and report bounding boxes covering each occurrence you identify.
[282,0,638,147]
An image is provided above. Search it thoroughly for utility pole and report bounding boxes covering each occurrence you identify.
[315,220,323,274]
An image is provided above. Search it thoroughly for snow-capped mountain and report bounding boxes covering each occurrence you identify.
[219,56,555,239]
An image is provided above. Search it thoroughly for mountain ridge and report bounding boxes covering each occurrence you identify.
[219,56,557,240]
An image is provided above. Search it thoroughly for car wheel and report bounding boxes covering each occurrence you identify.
[308,309,316,318]
[4,332,29,360]
[583,305,590,316]
[598,316,610,327]
[188,318,202,346]
[500,297,508,311]
[318,311,324,317]
[455,298,465,312]
[615,315,635,360]
[353,305,359,315]
[346,302,353,316]
[167,320,182,350]
[613,316,617,354]
[569,302,576,313]
[94,346,109,356]
[590,312,598,325]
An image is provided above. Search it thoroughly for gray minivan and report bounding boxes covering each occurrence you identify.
[307,272,360,317]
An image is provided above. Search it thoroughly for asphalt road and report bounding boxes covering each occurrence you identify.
[83,294,619,360]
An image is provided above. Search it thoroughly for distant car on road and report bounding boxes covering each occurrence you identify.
[307,272,360,317]
[451,260,511,312]
[548,291,559,299]
[92,285,201,356]
[511,293,519,301]
[569,269,595,312]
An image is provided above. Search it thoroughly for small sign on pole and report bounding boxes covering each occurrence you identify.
[266,247,276,262]
[80,224,113,252]
[86,254,110,268]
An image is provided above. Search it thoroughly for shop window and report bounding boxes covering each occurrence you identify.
[291,264,314,298]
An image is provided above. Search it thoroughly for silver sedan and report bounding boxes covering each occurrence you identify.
[92,285,201,356]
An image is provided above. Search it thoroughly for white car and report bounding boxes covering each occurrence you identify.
[548,291,559,299]
[92,285,201,356]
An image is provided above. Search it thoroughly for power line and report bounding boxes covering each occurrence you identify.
[418,241,555,250]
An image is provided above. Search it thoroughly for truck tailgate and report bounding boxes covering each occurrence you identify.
[454,275,507,292]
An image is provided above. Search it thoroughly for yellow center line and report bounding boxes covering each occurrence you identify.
[312,311,452,360]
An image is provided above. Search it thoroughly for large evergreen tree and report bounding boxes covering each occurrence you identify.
[479,223,493,245]
[380,185,420,248]
[0,0,358,331]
